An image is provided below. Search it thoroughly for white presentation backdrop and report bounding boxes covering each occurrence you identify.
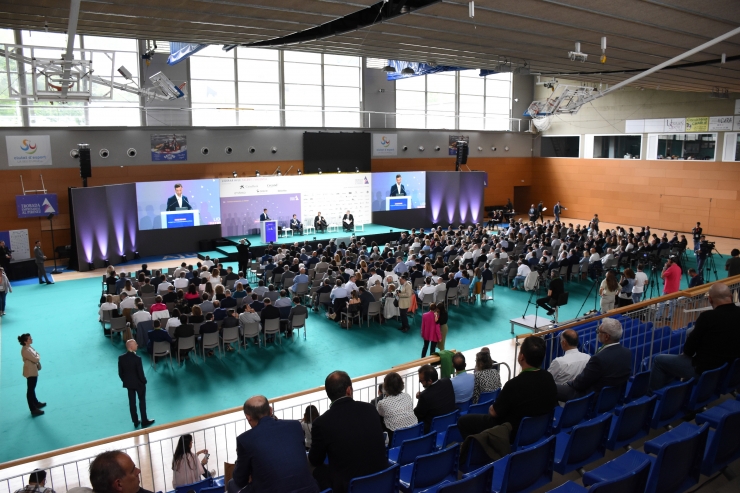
[219,174,372,237]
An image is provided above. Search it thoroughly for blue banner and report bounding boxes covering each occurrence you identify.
[16,194,59,218]
[166,212,196,228]
[264,221,277,243]
[385,60,465,81]
[168,42,208,65]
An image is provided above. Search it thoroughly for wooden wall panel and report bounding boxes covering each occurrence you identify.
[532,157,740,238]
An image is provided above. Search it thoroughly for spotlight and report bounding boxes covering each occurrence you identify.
[277,170,282,176]
[134,251,140,259]
[435,146,441,151]
[298,170,302,175]
[121,254,127,263]
[402,146,408,151]
[232,171,238,177]
[318,168,322,175]
[88,262,94,270]
[104,259,110,267]
[256,170,260,177]
[355,167,359,173]
[419,146,425,151]
[401,67,415,75]
[337,168,341,174]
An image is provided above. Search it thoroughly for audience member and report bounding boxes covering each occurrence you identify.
[171,434,210,488]
[376,372,417,442]
[413,364,456,433]
[472,351,501,403]
[13,470,55,493]
[547,329,591,385]
[451,352,475,404]
[90,451,154,493]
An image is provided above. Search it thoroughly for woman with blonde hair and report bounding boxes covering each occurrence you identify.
[599,270,621,313]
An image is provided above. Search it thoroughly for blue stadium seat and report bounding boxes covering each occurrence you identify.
[348,463,399,493]
[553,392,594,434]
[584,422,708,493]
[430,410,460,449]
[477,390,499,404]
[695,403,740,476]
[511,411,554,452]
[605,395,656,451]
[199,486,223,493]
[459,436,495,475]
[718,358,740,395]
[490,435,556,493]
[547,456,650,493]
[468,400,494,415]
[553,413,612,475]
[398,445,459,493]
[388,432,437,466]
[685,363,726,413]
[455,398,472,414]
[437,423,463,451]
[390,422,424,448]
[419,463,493,493]
[174,478,213,493]
[589,386,622,419]
[622,370,650,403]
[650,378,694,429]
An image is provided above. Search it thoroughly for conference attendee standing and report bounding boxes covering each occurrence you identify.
[390,174,406,196]
[259,209,270,221]
[118,339,155,428]
[420,303,441,358]
[0,266,11,315]
[166,183,192,211]
[342,210,354,232]
[34,240,51,284]
[236,238,251,276]
[19,333,45,416]
[553,201,564,222]
[396,276,413,333]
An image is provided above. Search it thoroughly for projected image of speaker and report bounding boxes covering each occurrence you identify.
[78,144,92,178]
[455,141,468,168]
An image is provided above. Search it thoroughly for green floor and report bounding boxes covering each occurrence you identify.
[0,253,718,463]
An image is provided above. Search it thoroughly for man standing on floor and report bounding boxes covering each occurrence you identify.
[396,275,413,333]
[118,340,154,428]
[34,240,52,284]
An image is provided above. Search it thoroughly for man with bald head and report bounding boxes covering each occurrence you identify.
[649,283,740,390]
[547,329,591,385]
[229,395,318,493]
[118,340,154,428]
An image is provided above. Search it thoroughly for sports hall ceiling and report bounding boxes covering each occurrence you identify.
[0,0,739,92]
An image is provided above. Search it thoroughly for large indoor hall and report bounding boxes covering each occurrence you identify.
[1,1,740,493]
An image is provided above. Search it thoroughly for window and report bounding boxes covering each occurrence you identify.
[283,50,322,127]
[237,47,280,126]
[190,45,236,126]
[485,73,511,131]
[586,135,642,159]
[655,133,716,160]
[721,133,740,162]
[541,136,580,158]
[396,76,426,129]
[0,28,21,126]
[323,54,361,128]
[459,70,484,130]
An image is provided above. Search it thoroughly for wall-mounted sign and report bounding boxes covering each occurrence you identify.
[685,117,708,132]
[372,133,397,156]
[16,194,59,218]
[708,116,734,131]
[5,135,53,166]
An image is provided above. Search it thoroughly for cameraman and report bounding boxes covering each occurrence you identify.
[726,249,740,278]
[692,222,703,252]
[697,235,711,275]
[536,270,564,316]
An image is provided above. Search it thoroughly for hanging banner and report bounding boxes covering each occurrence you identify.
[16,194,59,218]
[151,134,187,161]
[372,133,397,156]
[708,116,734,131]
[685,117,708,132]
[5,135,53,166]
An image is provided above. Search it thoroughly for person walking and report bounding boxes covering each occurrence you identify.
[34,240,52,284]
[0,266,11,315]
[118,339,155,428]
[420,303,441,358]
[19,333,46,416]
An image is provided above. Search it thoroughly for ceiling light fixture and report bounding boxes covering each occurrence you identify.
[383,65,396,72]
[401,67,415,75]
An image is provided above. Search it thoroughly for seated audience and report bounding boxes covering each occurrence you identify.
[472,351,502,403]
[451,352,475,404]
[147,319,172,354]
[376,372,417,442]
[413,364,456,433]
[547,329,591,385]
[14,470,56,493]
[171,434,210,488]
[90,451,154,493]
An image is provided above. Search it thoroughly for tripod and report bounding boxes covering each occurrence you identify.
[521,272,547,331]
[704,251,722,282]
[576,273,601,316]
[646,263,662,299]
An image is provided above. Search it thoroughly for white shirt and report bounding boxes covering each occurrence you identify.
[157,281,172,294]
[601,253,614,264]
[632,272,649,293]
[120,297,136,309]
[200,271,211,280]
[174,278,189,290]
[548,348,591,385]
[176,194,183,208]
[203,260,215,268]
[419,284,437,297]
[367,274,382,287]
[517,264,531,277]
[345,281,358,294]
[174,267,188,278]
[132,310,152,326]
[589,252,601,263]
[98,302,118,320]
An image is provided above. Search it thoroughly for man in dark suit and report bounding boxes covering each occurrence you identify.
[118,340,154,428]
[259,209,270,221]
[414,364,456,433]
[290,214,303,235]
[342,210,354,232]
[390,174,406,196]
[228,395,319,493]
[260,298,281,343]
[309,371,387,493]
[166,183,192,211]
[314,212,327,233]
[236,239,251,276]
[557,318,632,401]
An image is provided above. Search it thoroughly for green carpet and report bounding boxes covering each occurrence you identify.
[0,253,717,463]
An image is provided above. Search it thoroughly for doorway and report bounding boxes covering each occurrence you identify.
[513,186,531,216]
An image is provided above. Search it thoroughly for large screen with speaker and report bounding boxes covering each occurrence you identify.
[371,171,426,212]
[135,179,221,230]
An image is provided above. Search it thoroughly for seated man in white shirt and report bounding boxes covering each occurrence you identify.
[156,274,172,295]
[99,295,119,321]
[588,248,601,264]
[367,268,382,288]
[132,302,153,327]
[173,272,189,291]
[173,262,188,279]
[344,275,358,295]
[547,329,591,385]
[601,248,614,265]
[199,266,211,281]
[511,259,531,290]
[119,292,136,310]
[202,256,215,268]
[418,277,438,300]
[434,277,448,303]
[383,272,399,290]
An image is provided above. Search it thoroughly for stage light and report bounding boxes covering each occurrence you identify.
[337,168,341,174]
[318,168,322,175]
[401,67,415,75]
[88,262,94,270]
[298,170,302,175]
[256,170,260,177]
[134,251,140,259]
[104,259,110,267]
[121,254,127,263]
[232,171,238,177]
[355,167,359,173]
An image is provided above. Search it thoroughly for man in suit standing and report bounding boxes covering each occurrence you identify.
[236,238,251,276]
[166,183,192,211]
[309,371,387,493]
[228,395,318,493]
[118,339,154,428]
[259,209,270,221]
[34,240,52,285]
[557,318,632,402]
[414,364,457,433]
[314,212,327,233]
[390,174,406,196]
[342,210,354,232]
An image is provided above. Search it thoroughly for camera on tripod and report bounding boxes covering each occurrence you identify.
[700,241,715,255]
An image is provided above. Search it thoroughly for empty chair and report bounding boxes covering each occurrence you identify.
[552,392,594,434]
[438,424,463,450]
[685,363,726,413]
[622,370,650,403]
[221,326,240,353]
[263,318,282,346]
[151,340,172,369]
[430,410,460,449]
[458,434,495,475]
[366,301,382,325]
[109,317,128,344]
[100,309,114,330]
[177,335,197,365]
[390,422,424,448]
[490,435,556,493]
[446,289,459,307]
[199,486,223,493]
[695,403,740,476]
[388,431,437,466]
[290,313,307,340]
[421,293,435,312]
[398,445,458,493]
[425,463,493,493]
[347,463,400,493]
[553,413,612,475]
[583,422,709,493]
[718,358,740,395]
[481,280,495,303]
[605,395,656,451]
[174,477,213,493]
[511,411,554,452]
[589,386,622,419]
[200,331,221,359]
[477,390,499,404]
[455,399,472,414]
[546,456,650,493]
[650,378,694,429]
[467,400,493,415]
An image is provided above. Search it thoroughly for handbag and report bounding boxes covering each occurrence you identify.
[36,362,42,371]
[393,297,399,308]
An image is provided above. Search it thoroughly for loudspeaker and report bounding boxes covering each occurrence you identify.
[79,147,92,178]
[455,141,468,166]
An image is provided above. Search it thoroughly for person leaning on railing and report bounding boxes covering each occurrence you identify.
[13,470,55,493]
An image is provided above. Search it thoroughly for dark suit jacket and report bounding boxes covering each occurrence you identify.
[200,321,218,334]
[259,213,270,221]
[260,305,281,324]
[569,343,632,395]
[390,184,406,196]
[232,417,318,493]
[118,351,147,390]
[166,194,192,211]
[414,378,457,433]
[308,398,387,493]
[314,216,327,228]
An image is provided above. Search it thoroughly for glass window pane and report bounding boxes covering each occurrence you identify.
[237,47,278,60]
[284,51,321,63]
[284,84,322,106]
[239,105,280,126]
[82,36,137,52]
[397,112,425,129]
[323,65,359,87]
[192,104,237,126]
[485,116,510,131]
[0,28,15,44]
[238,82,279,105]
[427,114,455,129]
[285,107,322,127]
[459,115,484,130]
[427,73,455,93]
[486,96,510,115]
[29,102,86,126]
[324,54,360,66]
[22,31,79,48]
[190,80,236,104]
[427,92,455,113]
[237,59,279,83]
[460,74,484,95]
[486,77,510,97]
[460,94,483,114]
[194,44,232,58]
[190,56,235,81]
[284,62,321,84]
[324,86,359,108]
[396,76,425,91]
[396,90,425,110]
[88,105,140,126]
[325,108,359,128]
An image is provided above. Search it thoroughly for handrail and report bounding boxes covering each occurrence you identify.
[0,353,445,470]
[515,274,740,340]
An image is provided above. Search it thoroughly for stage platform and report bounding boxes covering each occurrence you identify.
[197,223,405,261]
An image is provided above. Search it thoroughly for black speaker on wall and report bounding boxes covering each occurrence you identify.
[79,144,92,178]
[455,141,468,168]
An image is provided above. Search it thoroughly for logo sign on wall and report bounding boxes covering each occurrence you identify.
[16,194,59,218]
[372,133,397,156]
[5,135,53,166]
[708,116,734,131]
[664,118,686,133]
[685,117,708,132]
[151,134,187,161]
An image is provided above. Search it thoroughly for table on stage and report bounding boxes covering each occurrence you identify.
[510,314,553,334]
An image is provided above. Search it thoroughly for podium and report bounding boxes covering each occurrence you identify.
[261,220,278,243]
[386,196,411,211]
[161,210,200,229]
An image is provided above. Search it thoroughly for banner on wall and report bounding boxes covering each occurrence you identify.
[448,135,469,155]
[151,134,187,161]
[685,117,708,132]
[734,117,740,131]
[5,135,53,166]
[664,118,686,132]
[708,116,734,131]
[15,194,58,218]
[372,133,397,156]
